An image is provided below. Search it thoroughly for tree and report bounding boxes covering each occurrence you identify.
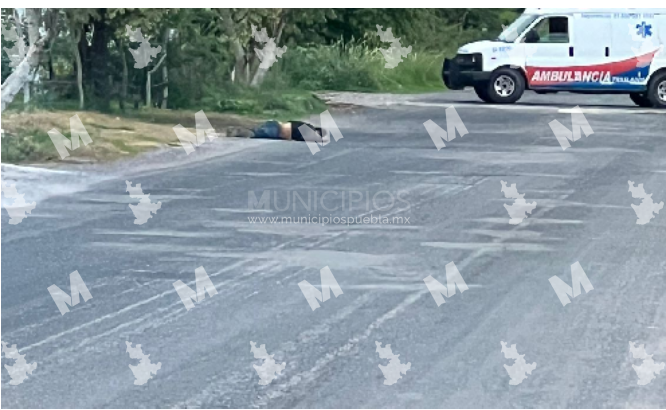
[1,8,59,113]
[64,9,96,109]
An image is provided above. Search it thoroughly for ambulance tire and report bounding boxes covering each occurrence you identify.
[474,84,492,103]
[486,68,525,104]
[629,93,653,108]
[646,72,666,109]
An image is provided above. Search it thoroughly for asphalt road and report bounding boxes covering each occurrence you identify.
[2,91,666,408]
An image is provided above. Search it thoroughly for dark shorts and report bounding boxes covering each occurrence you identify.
[252,121,282,139]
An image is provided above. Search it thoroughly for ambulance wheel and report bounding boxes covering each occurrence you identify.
[473,84,492,103]
[629,93,653,107]
[487,68,525,104]
[646,72,666,108]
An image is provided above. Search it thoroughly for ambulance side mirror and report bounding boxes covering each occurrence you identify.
[524,30,539,44]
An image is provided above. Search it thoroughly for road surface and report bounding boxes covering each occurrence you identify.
[2,91,666,408]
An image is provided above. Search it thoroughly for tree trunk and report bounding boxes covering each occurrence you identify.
[160,29,168,109]
[23,82,31,105]
[146,52,166,108]
[89,9,111,111]
[220,11,247,84]
[48,51,55,80]
[73,30,84,110]
[459,10,469,32]
[250,67,268,87]
[1,39,46,112]
[232,42,246,83]
[26,9,41,45]
[275,13,286,45]
[21,9,41,106]
[161,64,168,109]
[119,39,128,111]
[78,24,91,85]
[146,70,151,108]
[250,13,286,88]
[245,47,253,83]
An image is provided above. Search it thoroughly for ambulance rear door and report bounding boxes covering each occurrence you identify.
[609,11,659,89]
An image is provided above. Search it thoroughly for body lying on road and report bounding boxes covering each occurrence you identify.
[226,120,330,143]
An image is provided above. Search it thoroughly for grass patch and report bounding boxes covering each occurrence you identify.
[1,108,270,164]
[201,87,328,121]
[109,138,144,155]
[1,129,61,163]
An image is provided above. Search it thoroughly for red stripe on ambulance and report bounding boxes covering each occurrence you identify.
[527,51,658,85]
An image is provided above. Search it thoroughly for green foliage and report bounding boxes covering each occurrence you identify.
[275,40,448,92]
[1,129,59,163]
[2,8,521,117]
[279,42,381,91]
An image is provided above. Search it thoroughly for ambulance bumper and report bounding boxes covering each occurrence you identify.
[443,54,489,90]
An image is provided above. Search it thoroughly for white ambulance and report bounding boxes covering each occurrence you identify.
[443,8,666,107]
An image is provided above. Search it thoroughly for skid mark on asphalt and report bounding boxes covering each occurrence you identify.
[208,221,343,236]
[467,229,559,241]
[11,214,353,367]
[330,224,419,231]
[342,283,483,291]
[422,242,553,252]
[472,217,583,225]
[15,259,282,354]
[174,293,377,408]
[424,192,573,268]
[293,149,355,170]
[93,229,233,238]
[73,268,282,351]
[2,261,295,388]
[420,151,574,164]
[83,193,206,204]
[487,198,629,209]
[3,152,483,400]
[172,169,487,406]
[17,226,331,354]
[250,291,425,408]
[216,172,298,177]
[213,207,274,213]
[247,190,565,406]
[190,249,399,269]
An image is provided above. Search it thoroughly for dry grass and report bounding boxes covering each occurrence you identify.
[1,109,261,164]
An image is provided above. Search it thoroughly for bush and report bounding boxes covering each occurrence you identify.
[278,42,381,91]
[271,39,450,93]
